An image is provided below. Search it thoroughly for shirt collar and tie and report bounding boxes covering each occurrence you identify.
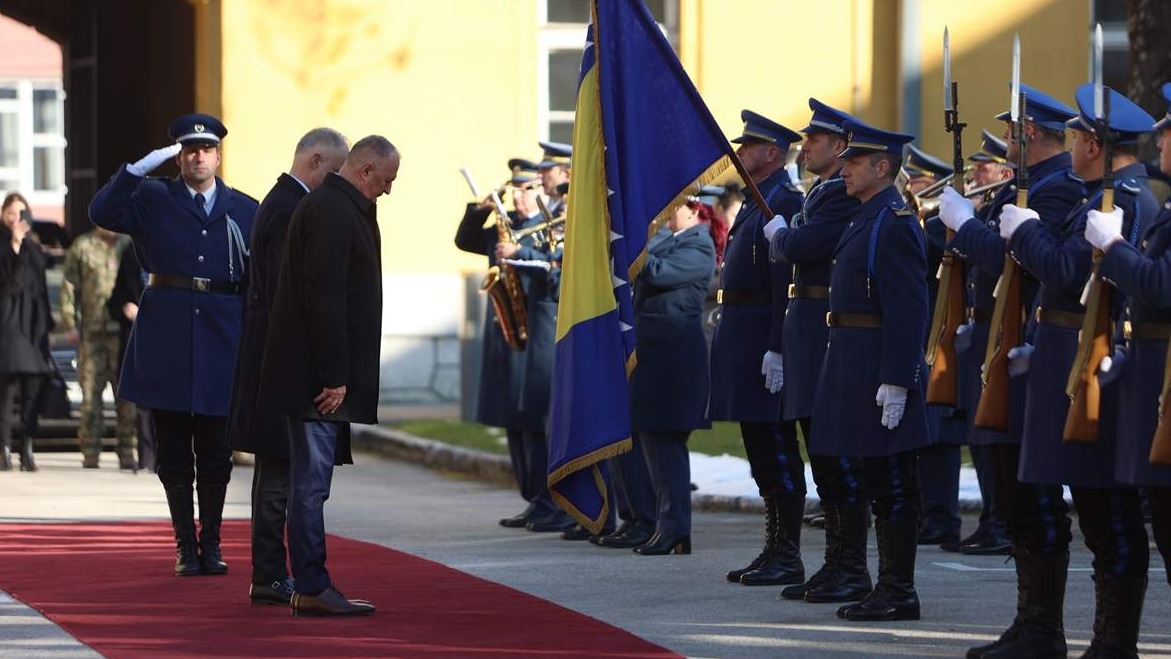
[186,180,218,218]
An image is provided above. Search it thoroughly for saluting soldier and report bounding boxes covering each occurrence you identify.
[763,98,871,604]
[992,86,1156,659]
[904,144,967,550]
[89,113,258,577]
[1086,80,1171,609]
[711,110,807,587]
[59,226,137,469]
[938,84,1084,658]
[812,119,929,622]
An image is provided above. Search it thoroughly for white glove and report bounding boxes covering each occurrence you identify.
[1097,347,1126,387]
[762,214,788,241]
[502,258,552,272]
[998,204,1039,240]
[954,321,974,354]
[875,383,908,430]
[1085,206,1125,251]
[761,351,784,393]
[1007,343,1034,377]
[937,187,975,232]
[127,143,181,176]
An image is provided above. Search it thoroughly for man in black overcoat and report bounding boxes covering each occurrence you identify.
[257,135,400,617]
[227,128,349,606]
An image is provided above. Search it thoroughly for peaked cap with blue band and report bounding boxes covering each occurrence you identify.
[507,158,541,186]
[1065,83,1155,146]
[800,98,852,136]
[838,118,915,159]
[537,141,572,169]
[993,83,1076,131]
[903,144,953,179]
[731,109,802,148]
[1153,82,1171,131]
[694,184,725,207]
[168,113,227,146]
[969,129,1009,164]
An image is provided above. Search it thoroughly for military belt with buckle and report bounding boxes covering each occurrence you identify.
[825,312,883,328]
[716,289,771,306]
[1035,307,1083,329]
[1125,320,1171,342]
[788,284,830,300]
[148,273,242,295]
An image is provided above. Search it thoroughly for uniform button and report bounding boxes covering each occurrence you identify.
[194,308,201,316]
[201,229,208,236]
[197,255,205,262]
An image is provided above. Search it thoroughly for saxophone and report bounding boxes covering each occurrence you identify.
[482,189,529,351]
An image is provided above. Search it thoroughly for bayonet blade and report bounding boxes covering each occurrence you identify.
[1093,23,1104,119]
[944,27,953,111]
[1010,33,1021,123]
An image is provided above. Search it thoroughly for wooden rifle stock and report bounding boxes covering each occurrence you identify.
[1062,242,1112,443]
[973,259,1022,431]
[926,229,965,405]
[1150,343,1171,464]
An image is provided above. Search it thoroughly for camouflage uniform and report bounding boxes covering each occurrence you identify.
[60,231,137,465]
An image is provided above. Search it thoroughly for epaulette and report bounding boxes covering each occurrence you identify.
[1117,179,1140,195]
[892,206,913,218]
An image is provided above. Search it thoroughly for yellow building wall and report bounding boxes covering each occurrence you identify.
[218,0,542,275]
[915,0,1089,161]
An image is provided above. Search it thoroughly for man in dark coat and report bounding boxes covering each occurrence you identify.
[89,113,258,577]
[106,244,155,472]
[257,135,400,617]
[227,127,349,606]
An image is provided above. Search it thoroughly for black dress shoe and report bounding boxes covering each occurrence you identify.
[633,533,691,555]
[597,524,654,548]
[499,503,537,528]
[250,577,295,605]
[960,533,1012,556]
[561,524,593,541]
[836,586,920,621]
[803,513,826,528]
[941,528,987,553]
[526,514,576,533]
[291,587,376,617]
[918,526,959,547]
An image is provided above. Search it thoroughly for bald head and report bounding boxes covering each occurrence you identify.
[289,127,350,191]
[339,135,401,201]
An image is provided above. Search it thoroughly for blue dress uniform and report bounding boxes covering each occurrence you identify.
[812,119,928,623]
[1008,86,1156,657]
[710,110,807,586]
[628,221,715,554]
[1098,86,1171,593]
[905,144,966,547]
[768,97,870,603]
[948,86,1084,659]
[89,113,257,577]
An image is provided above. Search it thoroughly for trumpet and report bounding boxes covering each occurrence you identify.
[512,215,566,242]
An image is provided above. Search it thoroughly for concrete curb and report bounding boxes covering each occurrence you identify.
[351,425,982,515]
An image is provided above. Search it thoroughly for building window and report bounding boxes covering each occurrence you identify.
[1092,0,1128,92]
[0,80,66,201]
[538,0,679,143]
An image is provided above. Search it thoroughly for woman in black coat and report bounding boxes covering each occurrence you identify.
[0,192,53,471]
[628,197,717,555]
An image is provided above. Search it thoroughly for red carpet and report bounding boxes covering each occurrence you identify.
[0,521,680,658]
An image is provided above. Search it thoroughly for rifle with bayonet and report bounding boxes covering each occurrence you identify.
[1063,24,1113,443]
[926,27,966,406]
[973,34,1026,432]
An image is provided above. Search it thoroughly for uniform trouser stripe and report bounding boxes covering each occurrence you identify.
[740,421,806,498]
[799,417,865,505]
[1071,486,1148,578]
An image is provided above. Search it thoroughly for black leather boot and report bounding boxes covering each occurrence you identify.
[838,513,919,621]
[1079,572,1145,659]
[18,435,36,472]
[805,501,872,603]
[726,496,775,582]
[967,548,1068,659]
[782,500,840,600]
[165,486,203,576]
[197,485,229,575]
[741,495,805,586]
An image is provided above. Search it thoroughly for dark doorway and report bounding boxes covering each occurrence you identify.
[0,0,197,237]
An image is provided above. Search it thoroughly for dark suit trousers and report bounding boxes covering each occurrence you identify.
[968,443,1005,534]
[288,418,339,595]
[135,407,156,472]
[522,430,560,518]
[251,453,290,584]
[917,442,961,537]
[1147,486,1171,587]
[989,443,1071,554]
[740,421,806,499]
[505,428,531,501]
[152,410,231,490]
[610,433,657,526]
[639,431,691,537]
